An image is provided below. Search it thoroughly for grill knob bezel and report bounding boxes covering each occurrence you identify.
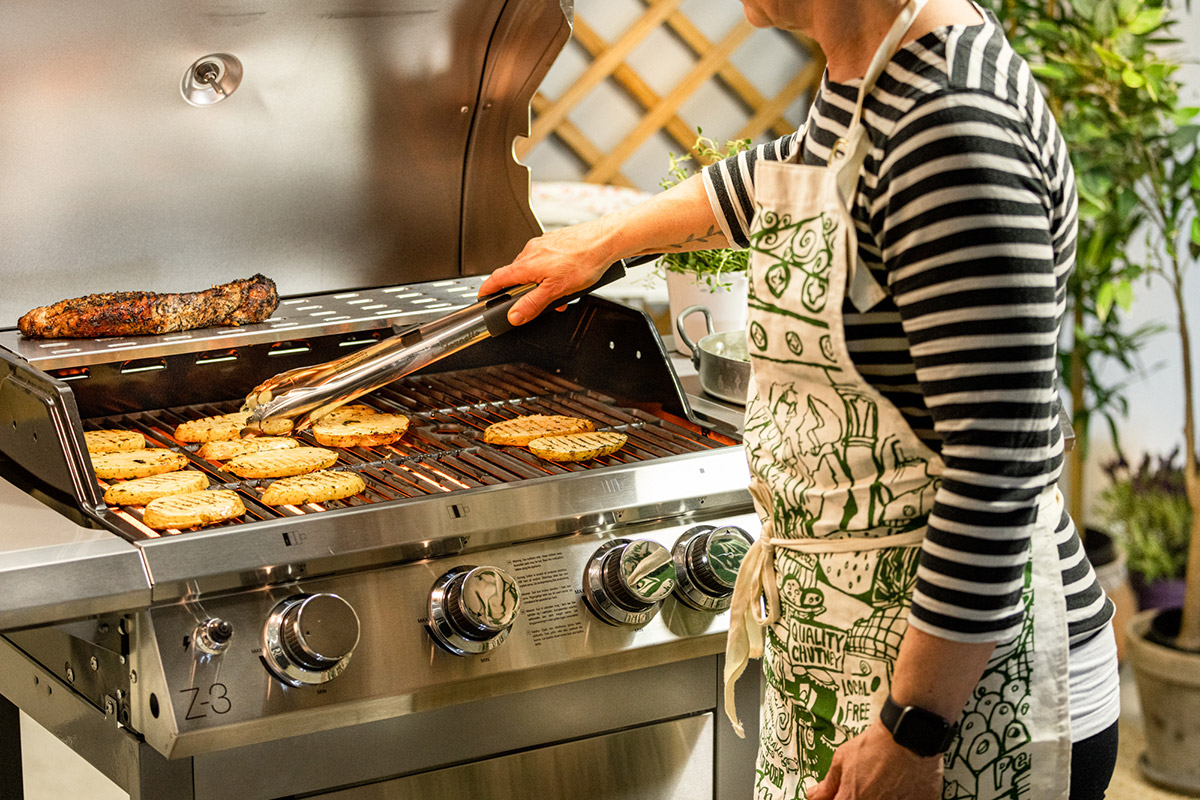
[262,593,360,687]
[583,538,677,626]
[427,565,522,656]
[671,525,754,611]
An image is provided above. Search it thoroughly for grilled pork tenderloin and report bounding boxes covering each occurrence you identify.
[17,274,279,339]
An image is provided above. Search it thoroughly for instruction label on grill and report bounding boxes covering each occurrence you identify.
[508,552,584,645]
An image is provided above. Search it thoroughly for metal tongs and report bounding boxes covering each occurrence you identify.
[241,255,657,433]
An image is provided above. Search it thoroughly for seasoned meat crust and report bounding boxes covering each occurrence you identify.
[17,274,279,339]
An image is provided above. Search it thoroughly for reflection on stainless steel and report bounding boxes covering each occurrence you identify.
[242,293,503,431]
[0,1,760,798]
[0,0,563,325]
[315,715,715,800]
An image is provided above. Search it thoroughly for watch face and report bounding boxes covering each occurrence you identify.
[893,707,952,758]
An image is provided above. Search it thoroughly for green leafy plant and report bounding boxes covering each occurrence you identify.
[1101,451,1193,583]
[990,0,1200,649]
[657,130,752,290]
[985,0,1172,527]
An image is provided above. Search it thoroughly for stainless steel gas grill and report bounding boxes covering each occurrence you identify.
[0,2,760,799]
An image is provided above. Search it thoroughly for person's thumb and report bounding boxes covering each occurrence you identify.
[806,765,838,800]
[504,284,562,327]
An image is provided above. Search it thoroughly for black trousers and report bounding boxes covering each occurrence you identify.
[1070,721,1120,800]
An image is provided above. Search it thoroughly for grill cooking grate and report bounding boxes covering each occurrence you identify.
[87,363,736,538]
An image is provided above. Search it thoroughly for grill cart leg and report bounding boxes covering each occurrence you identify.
[0,691,23,800]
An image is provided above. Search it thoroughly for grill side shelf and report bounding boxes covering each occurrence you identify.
[0,348,104,514]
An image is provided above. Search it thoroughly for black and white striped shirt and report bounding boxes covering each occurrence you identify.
[703,13,1112,649]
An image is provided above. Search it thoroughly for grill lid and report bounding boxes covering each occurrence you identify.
[0,0,571,326]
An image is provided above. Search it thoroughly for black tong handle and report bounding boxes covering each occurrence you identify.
[481,253,661,337]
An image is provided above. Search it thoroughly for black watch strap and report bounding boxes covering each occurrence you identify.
[879,694,959,758]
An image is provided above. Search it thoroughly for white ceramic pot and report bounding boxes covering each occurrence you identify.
[666,270,748,356]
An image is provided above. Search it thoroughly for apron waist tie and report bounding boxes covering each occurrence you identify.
[723,485,925,737]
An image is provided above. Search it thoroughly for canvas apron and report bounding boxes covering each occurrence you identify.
[722,3,1072,798]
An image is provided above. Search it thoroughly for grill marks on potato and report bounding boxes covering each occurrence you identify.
[224,447,339,478]
[482,414,624,461]
[261,470,366,506]
[528,431,627,462]
[312,413,410,448]
[174,411,293,443]
[104,470,210,506]
[483,415,597,446]
[197,436,299,462]
[84,429,146,455]
[142,490,246,530]
[91,448,189,480]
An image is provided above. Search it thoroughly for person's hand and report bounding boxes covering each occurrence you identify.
[477,219,619,327]
[806,722,942,800]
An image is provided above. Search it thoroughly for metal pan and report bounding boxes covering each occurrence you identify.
[675,305,749,406]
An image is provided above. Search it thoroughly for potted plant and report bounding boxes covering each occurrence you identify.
[1099,451,1192,610]
[983,0,1172,663]
[658,131,752,355]
[1039,0,1200,791]
[988,0,1165,532]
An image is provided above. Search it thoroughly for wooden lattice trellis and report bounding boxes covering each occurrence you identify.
[516,0,826,188]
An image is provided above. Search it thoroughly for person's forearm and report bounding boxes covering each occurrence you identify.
[599,173,730,259]
[887,625,996,722]
[478,173,730,325]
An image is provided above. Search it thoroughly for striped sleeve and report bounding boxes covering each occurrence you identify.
[702,131,800,248]
[873,90,1064,643]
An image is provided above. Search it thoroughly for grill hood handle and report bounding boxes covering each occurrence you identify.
[241,254,659,433]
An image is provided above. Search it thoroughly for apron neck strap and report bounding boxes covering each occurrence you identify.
[832,0,930,162]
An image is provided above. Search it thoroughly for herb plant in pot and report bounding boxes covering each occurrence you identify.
[659,132,751,356]
[1100,451,1191,611]
[1066,0,1200,791]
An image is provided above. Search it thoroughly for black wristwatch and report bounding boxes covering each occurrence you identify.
[879,694,959,758]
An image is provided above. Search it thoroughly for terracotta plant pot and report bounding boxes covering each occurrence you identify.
[1125,608,1200,795]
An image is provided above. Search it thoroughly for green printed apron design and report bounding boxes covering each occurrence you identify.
[723,2,1072,798]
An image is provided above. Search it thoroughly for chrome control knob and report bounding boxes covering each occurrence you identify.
[428,565,522,656]
[672,525,754,611]
[583,539,677,626]
[263,593,359,686]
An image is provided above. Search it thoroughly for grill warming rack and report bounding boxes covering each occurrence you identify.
[90,362,735,540]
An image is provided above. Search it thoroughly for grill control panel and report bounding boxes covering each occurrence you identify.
[130,511,760,757]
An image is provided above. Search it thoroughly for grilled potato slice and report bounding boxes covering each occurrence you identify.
[261,470,366,506]
[318,404,380,423]
[175,411,292,443]
[312,413,410,447]
[483,414,597,446]
[224,446,338,478]
[91,448,189,480]
[104,470,210,506]
[197,436,299,462]
[142,489,246,530]
[528,431,626,462]
[84,429,147,455]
